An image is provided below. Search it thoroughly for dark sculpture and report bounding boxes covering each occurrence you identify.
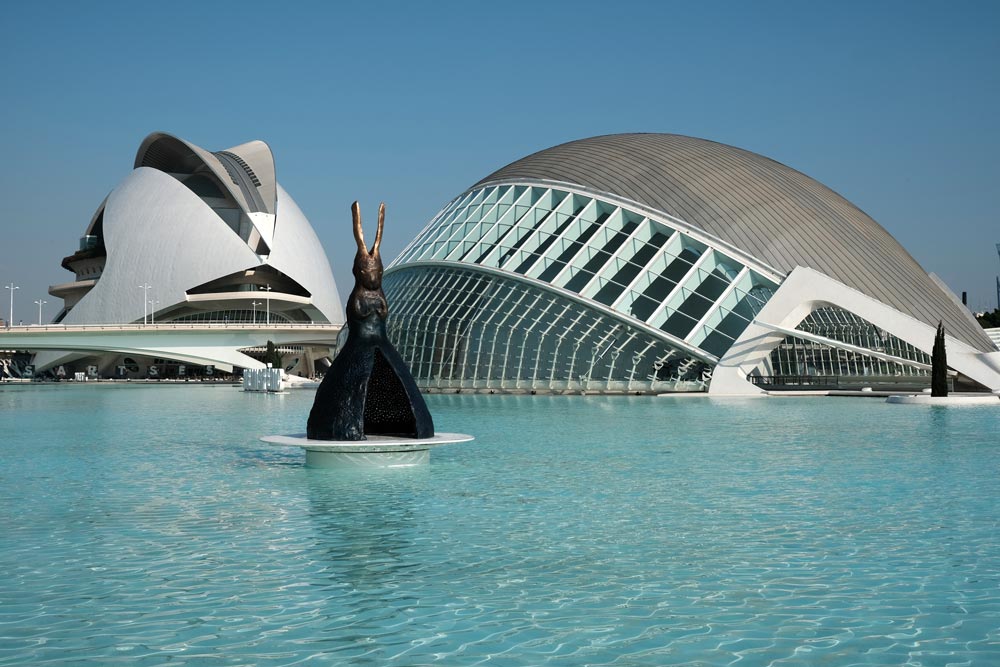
[931,320,948,397]
[307,202,434,440]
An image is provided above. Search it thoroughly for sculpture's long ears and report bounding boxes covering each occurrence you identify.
[373,203,385,254]
[351,201,368,255]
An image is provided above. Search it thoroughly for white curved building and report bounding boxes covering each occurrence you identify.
[38,132,343,376]
[383,134,1000,394]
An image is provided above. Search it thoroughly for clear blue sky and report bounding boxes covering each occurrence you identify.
[2,0,999,323]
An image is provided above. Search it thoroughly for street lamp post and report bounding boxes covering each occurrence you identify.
[34,299,47,325]
[251,300,262,323]
[4,283,18,328]
[263,284,273,325]
[148,300,160,324]
[138,283,151,324]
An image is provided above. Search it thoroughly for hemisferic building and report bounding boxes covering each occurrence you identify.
[382,134,1000,395]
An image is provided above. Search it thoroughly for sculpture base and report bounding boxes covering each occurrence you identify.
[885,394,1000,406]
[260,433,474,468]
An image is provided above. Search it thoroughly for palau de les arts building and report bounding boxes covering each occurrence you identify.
[39,132,343,377]
[381,134,1000,395]
[31,132,1000,394]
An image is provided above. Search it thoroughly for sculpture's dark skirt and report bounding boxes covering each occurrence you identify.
[306,329,434,441]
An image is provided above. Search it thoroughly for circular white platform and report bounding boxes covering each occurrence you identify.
[260,432,474,468]
[885,394,1000,406]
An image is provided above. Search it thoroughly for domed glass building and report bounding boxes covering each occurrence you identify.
[383,134,1000,394]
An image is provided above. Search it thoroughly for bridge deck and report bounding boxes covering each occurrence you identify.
[0,323,344,371]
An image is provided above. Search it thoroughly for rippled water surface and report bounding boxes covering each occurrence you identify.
[1,384,999,666]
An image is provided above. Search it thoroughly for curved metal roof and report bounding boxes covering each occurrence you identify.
[477,133,993,352]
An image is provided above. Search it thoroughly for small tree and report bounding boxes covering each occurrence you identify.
[931,321,948,397]
[265,340,283,369]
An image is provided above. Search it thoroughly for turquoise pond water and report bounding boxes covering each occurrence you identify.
[1,385,999,666]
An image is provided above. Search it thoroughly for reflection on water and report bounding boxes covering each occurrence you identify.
[305,468,425,592]
[1,385,999,665]
[927,402,952,434]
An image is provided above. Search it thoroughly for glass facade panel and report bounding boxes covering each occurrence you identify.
[384,266,710,392]
[686,270,777,355]
[764,307,932,384]
[482,192,573,269]
[532,210,599,284]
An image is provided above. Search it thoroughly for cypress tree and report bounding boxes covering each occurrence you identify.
[931,321,948,397]
[265,340,283,369]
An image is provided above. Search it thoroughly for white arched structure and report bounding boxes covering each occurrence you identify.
[39,132,343,374]
[710,267,1000,395]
